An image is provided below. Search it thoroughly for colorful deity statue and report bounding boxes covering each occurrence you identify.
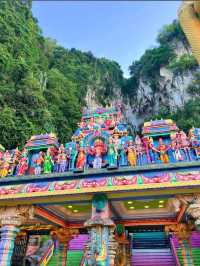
[88,117,96,131]
[68,143,78,171]
[148,137,158,164]
[157,138,169,164]
[78,118,87,129]
[34,151,44,175]
[194,146,200,160]
[57,144,67,173]
[92,138,106,169]
[43,148,54,174]
[113,133,120,151]
[135,135,144,166]
[107,137,117,167]
[127,140,137,167]
[174,143,184,161]
[179,131,192,161]
[17,151,29,176]
[9,148,21,175]
[0,145,5,162]
[0,150,11,177]
[118,142,128,167]
[142,137,151,163]
[76,146,86,169]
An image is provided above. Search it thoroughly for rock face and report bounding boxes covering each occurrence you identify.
[84,39,198,130]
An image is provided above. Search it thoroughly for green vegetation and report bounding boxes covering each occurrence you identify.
[122,45,174,97]
[157,20,188,47]
[148,98,200,133]
[187,72,200,97]
[168,54,198,75]
[0,0,200,147]
[0,0,123,148]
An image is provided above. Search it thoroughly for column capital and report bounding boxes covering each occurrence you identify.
[0,205,34,227]
[51,227,79,245]
[177,194,200,224]
[165,223,194,244]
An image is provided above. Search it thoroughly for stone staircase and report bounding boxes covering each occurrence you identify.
[131,232,176,266]
[173,231,200,266]
[48,234,89,266]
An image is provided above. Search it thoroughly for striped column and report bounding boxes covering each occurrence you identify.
[0,225,19,266]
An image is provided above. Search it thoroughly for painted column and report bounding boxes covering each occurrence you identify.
[84,194,118,266]
[0,225,19,266]
[51,227,78,266]
[115,224,131,266]
[0,206,34,266]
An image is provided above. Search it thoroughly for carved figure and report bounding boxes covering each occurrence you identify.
[68,144,77,170]
[127,140,137,167]
[43,149,54,174]
[57,144,67,173]
[118,142,128,167]
[173,143,184,161]
[180,131,192,161]
[0,150,11,177]
[34,152,44,175]
[148,137,158,163]
[157,138,169,164]
[135,135,144,165]
[9,148,21,175]
[76,147,86,169]
[17,157,28,176]
[107,137,117,167]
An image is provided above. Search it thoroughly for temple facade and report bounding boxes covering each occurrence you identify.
[0,105,200,266]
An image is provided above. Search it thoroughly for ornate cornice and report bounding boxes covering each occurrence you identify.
[0,205,34,226]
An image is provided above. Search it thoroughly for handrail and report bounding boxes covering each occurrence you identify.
[170,237,181,266]
[39,242,54,266]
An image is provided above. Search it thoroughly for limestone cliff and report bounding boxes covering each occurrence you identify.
[84,21,199,131]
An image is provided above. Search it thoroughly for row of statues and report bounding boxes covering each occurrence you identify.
[0,128,200,177]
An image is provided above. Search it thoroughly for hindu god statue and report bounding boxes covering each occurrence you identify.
[76,146,86,169]
[43,148,54,174]
[68,143,78,171]
[107,137,117,167]
[34,151,44,175]
[0,150,11,177]
[16,150,29,176]
[118,142,128,167]
[92,138,106,169]
[127,140,137,167]
[57,144,67,173]
[157,138,169,164]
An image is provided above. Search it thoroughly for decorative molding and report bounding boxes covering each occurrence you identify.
[0,171,200,201]
[0,205,34,226]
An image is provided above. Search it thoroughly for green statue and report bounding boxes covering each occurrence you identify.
[43,149,54,174]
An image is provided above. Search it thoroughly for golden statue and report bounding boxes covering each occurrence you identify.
[178,1,200,64]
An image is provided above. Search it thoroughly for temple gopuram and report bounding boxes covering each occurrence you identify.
[1,105,200,266]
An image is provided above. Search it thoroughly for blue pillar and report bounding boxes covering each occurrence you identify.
[0,225,19,266]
